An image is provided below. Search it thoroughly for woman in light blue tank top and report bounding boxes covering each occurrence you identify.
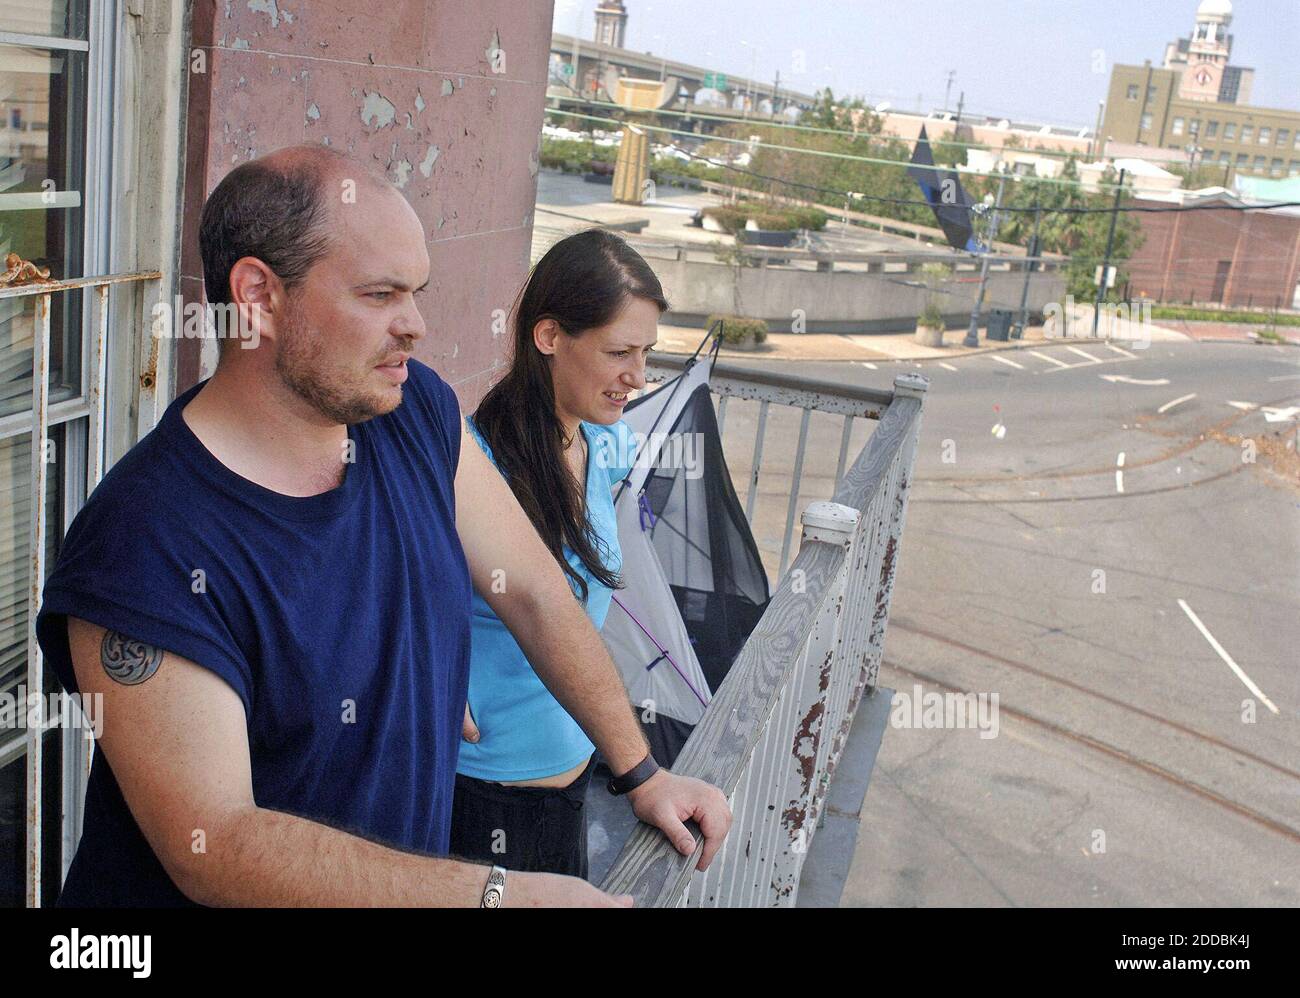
[449,230,667,879]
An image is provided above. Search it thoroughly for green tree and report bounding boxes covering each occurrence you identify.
[997,160,1144,300]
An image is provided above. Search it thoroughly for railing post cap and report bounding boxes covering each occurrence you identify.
[893,372,930,399]
[801,500,860,545]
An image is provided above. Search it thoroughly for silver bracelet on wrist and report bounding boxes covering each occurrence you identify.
[480,864,507,908]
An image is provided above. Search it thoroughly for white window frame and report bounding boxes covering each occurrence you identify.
[0,0,116,906]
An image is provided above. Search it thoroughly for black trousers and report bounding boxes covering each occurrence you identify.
[449,757,597,879]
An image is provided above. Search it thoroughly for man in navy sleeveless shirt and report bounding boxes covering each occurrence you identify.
[36,146,730,907]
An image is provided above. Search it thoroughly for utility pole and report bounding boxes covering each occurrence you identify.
[1012,201,1041,339]
[771,69,781,120]
[955,91,964,124]
[963,174,1007,348]
[1092,167,1127,338]
[944,70,955,114]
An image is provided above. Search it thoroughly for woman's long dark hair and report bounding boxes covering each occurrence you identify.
[474,229,669,603]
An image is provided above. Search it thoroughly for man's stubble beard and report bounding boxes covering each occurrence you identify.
[274,299,401,425]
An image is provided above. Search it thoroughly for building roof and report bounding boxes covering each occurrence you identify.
[1233,174,1300,209]
[1197,0,1233,19]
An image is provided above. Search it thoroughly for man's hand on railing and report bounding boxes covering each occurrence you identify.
[626,771,732,871]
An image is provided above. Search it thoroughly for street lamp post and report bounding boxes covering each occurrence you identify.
[963,177,1006,348]
[1089,99,1105,160]
[1012,198,1041,340]
[651,32,667,83]
[740,40,761,119]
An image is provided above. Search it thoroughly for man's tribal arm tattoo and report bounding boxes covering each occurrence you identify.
[100,630,164,686]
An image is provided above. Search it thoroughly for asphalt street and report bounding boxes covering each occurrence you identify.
[704,338,1300,906]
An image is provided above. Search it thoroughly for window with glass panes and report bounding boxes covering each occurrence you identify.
[0,0,100,908]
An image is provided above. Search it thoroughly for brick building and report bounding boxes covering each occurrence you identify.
[1126,189,1300,309]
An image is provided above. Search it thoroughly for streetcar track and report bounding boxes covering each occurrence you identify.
[889,619,1300,784]
[880,658,1300,846]
[910,463,1248,503]
[915,391,1298,484]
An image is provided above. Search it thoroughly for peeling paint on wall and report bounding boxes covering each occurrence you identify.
[231,37,250,50]
[306,102,320,122]
[391,158,413,188]
[419,145,440,178]
[360,91,396,129]
[441,79,454,98]
[415,90,426,113]
[247,0,280,28]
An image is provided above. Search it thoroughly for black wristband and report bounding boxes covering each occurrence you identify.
[607,752,659,796]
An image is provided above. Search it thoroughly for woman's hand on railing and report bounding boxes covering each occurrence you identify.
[626,771,733,871]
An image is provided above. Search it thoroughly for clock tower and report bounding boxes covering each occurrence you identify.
[1173,0,1233,102]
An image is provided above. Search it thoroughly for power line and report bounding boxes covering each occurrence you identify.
[547,108,1300,214]
[548,94,1087,159]
[547,107,1127,193]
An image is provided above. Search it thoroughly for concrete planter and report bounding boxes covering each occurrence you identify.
[702,215,729,233]
[913,323,945,347]
[724,336,764,351]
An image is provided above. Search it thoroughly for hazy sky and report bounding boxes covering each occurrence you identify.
[551,0,1300,128]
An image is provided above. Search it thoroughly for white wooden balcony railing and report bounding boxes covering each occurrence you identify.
[598,359,927,906]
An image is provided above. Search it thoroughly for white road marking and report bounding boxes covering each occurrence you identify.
[1099,374,1170,385]
[1105,343,1138,358]
[1066,346,1104,364]
[938,362,958,372]
[989,354,1025,369]
[1041,355,1135,374]
[857,361,878,370]
[1157,392,1197,414]
[1115,451,1124,493]
[1227,400,1258,411]
[1029,350,1070,368]
[1263,405,1300,423]
[1177,599,1279,715]
[1266,373,1300,382]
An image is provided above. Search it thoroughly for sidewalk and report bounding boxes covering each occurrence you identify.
[1150,318,1300,345]
[656,320,1172,363]
[656,299,1203,362]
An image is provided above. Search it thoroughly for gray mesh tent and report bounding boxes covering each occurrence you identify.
[600,331,771,766]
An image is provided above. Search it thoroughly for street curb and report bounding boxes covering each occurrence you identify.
[657,334,1177,364]
[1192,337,1300,348]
